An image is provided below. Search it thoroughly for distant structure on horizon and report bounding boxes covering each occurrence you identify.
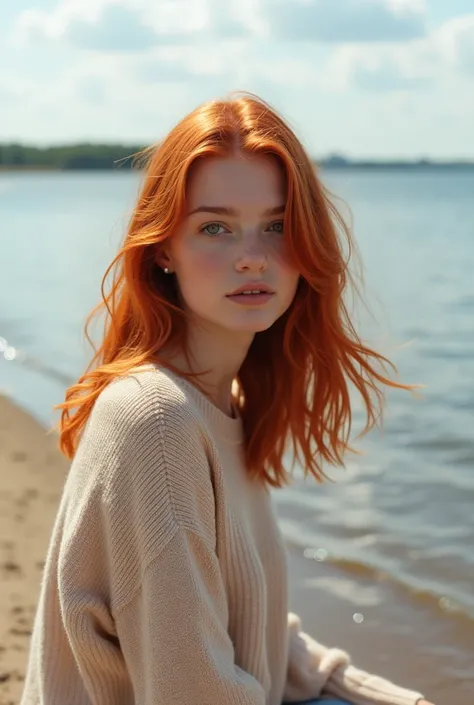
[318,152,473,169]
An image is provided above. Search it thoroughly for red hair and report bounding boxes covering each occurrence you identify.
[57,92,412,488]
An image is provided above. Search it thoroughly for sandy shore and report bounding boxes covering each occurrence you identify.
[0,394,68,705]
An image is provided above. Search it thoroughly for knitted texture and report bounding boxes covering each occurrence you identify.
[20,365,424,705]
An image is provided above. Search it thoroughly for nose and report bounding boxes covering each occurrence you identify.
[235,237,268,273]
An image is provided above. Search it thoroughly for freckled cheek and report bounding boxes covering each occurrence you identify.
[184,247,229,277]
[268,248,300,297]
[269,242,298,274]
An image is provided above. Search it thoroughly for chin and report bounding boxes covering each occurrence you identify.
[228,317,277,334]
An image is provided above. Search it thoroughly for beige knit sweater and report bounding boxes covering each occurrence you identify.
[20,365,424,705]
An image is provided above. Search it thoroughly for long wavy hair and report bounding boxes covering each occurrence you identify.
[57,92,412,488]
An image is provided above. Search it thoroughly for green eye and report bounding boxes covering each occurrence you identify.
[268,220,284,233]
[202,223,223,236]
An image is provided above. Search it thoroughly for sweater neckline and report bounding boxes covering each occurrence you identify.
[146,363,244,445]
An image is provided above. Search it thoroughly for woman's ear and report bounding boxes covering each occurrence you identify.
[154,249,173,273]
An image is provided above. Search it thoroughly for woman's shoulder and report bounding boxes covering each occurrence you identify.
[72,365,212,480]
[90,364,202,439]
[76,365,214,513]
[63,367,219,611]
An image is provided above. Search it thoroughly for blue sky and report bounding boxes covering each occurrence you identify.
[1,0,473,158]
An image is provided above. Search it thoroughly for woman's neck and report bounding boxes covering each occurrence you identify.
[160,322,253,417]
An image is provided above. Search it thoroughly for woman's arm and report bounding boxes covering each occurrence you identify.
[283,612,427,705]
[113,526,266,704]
[60,517,266,704]
[56,372,267,704]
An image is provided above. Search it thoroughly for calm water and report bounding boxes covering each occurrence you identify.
[1,170,473,700]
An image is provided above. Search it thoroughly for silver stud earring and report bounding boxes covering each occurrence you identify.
[163,267,170,274]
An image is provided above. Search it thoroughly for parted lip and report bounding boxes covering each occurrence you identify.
[226,282,275,296]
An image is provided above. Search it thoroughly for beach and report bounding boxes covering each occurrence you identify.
[1,169,473,704]
[0,394,68,704]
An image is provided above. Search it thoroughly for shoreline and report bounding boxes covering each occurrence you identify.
[1,164,474,173]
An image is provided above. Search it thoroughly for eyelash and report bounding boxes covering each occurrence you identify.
[200,220,284,236]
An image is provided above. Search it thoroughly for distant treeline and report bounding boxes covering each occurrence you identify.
[1,143,473,171]
[0,143,146,170]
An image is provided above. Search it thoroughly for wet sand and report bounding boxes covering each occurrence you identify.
[286,547,472,704]
[0,393,469,704]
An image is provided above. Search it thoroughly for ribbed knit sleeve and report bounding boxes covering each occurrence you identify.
[55,373,266,705]
[113,527,265,704]
[283,613,424,705]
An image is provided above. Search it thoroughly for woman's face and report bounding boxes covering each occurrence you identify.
[161,153,300,337]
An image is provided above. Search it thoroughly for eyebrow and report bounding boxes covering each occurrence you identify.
[188,204,286,217]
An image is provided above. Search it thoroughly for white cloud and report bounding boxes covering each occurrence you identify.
[74,74,107,103]
[15,0,252,50]
[15,0,428,50]
[437,15,474,75]
[4,2,474,156]
[351,59,433,91]
[136,44,242,84]
[324,13,474,92]
[251,56,320,86]
[64,5,158,52]
[258,0,427,43]
[326,42,439,92]
[11,2,474,95]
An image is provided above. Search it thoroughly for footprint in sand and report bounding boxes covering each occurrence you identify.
[9,626,31,637]
[10,450,27,463]
[1,560,21,574]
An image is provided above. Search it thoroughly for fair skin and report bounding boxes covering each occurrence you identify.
[156,154,435,705]
[156,152,300,416]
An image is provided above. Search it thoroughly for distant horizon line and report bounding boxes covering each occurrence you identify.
[0,142,473,168]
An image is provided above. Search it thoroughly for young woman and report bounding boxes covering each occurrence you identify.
[21,94,433,705]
